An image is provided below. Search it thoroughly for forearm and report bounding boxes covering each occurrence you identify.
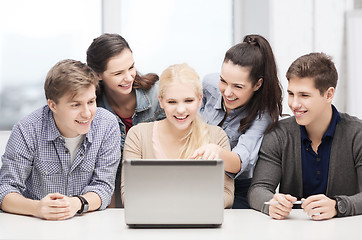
[219,148,241,173]
[1,192,39,217]
[81,192,101,212]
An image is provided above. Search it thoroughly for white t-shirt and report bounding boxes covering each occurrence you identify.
[64,134,84,164]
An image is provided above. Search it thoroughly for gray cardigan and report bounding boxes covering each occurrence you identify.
[248,113,362,217]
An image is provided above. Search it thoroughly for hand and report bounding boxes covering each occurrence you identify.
[35,193,79,220]
[268,193,297,220]
[190,144,221,160]
[301,194,337,220]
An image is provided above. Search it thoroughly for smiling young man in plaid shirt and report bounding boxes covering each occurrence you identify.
[0,59,121,220]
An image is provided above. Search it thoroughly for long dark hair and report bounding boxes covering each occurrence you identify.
[224,34,282,133]
[86,33,158,91]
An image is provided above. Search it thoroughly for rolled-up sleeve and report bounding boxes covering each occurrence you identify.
[230,114,271,179]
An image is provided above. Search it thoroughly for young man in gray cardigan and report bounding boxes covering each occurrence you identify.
[248,52,362,220]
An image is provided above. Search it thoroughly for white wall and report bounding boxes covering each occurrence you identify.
[235,0,354,115]
[346,10,362,118]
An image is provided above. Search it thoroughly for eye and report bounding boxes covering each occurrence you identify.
[287,92,294,96]
[234,85,243,89]
[71,103,80,108]
[167,100,176,104]
[88,100,95,104]
[220,78,226,84]
[185,99,194,103]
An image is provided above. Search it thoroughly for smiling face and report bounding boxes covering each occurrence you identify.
[159,81,202,132]
[99,49,136,95]
[48,85,97,138]
[287,77,334,129]
[219,61,262,113]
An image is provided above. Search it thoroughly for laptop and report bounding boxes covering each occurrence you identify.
[123,159,224,227]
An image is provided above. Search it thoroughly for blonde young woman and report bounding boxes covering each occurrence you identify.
[121,63,234,208]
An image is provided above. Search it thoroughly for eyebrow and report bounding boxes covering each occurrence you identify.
[220,76,246,87]
[69,96,96,103]
[287,90,310,95]
[110,62,135,75]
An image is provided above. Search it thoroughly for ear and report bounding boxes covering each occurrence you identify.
[325,87,335,103]
[197,93,203,108]
[97,73,103,81]
[47,99,57,112]
[253,78,263,92]
[158,95,164,109]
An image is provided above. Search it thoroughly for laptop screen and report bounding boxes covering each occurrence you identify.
[123,159,224,227]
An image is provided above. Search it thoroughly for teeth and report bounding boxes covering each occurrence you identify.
[120,83,131,87]
[294,111,305,116]
[226,97,237,101]
[77,120,89,124]
[175,116,187,120]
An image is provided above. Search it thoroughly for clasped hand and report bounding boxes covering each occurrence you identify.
[268,193,337,220]
[35,193,80,220]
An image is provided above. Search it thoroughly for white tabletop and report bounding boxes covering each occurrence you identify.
[0,209,361,240]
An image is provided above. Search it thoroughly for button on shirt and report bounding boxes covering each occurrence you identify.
[0,105,121,210]
[200,73,272,179]
[300,105,341,198]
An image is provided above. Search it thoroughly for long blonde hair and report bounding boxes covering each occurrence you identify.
[159,63,210,159]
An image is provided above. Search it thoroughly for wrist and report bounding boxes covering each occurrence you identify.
[73,195,89,214]
[332,196,347,217]
[71,196,82,213]
[31,199,41,218]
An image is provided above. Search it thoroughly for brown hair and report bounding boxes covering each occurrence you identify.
[286,52,338,95]
[44,59,98,103]
[224,34,283,133]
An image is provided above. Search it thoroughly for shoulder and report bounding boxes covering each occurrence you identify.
[94,107,118,124]
[339,112,362,127]
[15,106,50,133]
[336,112,362,136]
[206,124,227,138]
[129,121,154,135]
[17,105,47,125]
[263,116,299,140]
[202,73,220,94]
[141,82,159,100]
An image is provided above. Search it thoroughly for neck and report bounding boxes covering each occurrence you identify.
[159,119,191,141]
[305,105,333,142]
[104,88,136,115]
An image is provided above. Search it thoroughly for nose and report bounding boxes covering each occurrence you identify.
[124,70,134,82]
[81,105,91,119]
[224,85,233,97]
[176,103,186,114]
[289,96,301,110]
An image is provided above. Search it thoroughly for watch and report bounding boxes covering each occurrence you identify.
[333,196,347,217]
[74,195,89,214]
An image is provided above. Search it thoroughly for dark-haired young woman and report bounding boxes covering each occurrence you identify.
[195,34,283,209]
[86,33,165,207]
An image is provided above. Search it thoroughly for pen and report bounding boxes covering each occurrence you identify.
[264,200,303,205]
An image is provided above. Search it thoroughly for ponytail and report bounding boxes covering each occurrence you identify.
[224,34,282,133]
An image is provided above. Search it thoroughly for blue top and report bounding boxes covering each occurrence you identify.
[0,105,121,210]
[200,73,272,179]
[300,105,341,197]
[97,82,166,157]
